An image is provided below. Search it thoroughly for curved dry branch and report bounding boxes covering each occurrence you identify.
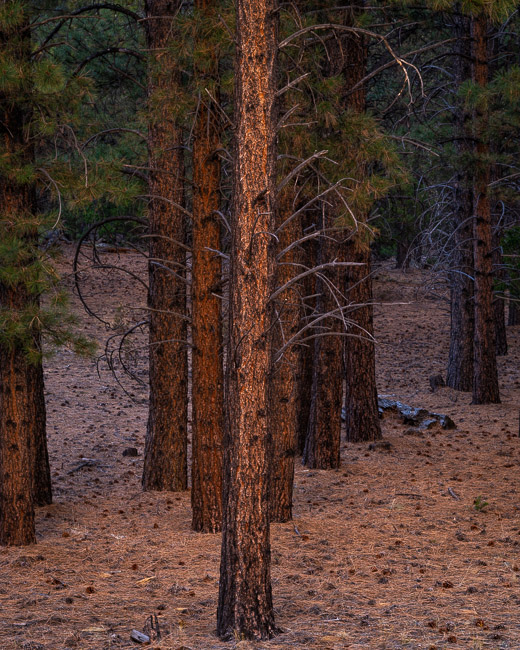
[73,216,147,326]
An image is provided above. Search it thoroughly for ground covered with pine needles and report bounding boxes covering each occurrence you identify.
[1,245,519,649]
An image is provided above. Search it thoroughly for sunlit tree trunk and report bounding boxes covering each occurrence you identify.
[217,0,278,638]
[142,0,188,491]
[191,0,224,533]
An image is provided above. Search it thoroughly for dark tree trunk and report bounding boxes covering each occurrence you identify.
[492,228,507,356]
[494,295,507,355]
[509,293,520,326]
[142,0,188,491]
[342,1,381,443]
[297,340,314,454]
[302,227,343,470]
[297,216,317,455]
[32,358,52,507]
[191,0,224,533]
[447,11,474,392]
[395,239,411,270]
[217,0,278,639]
[269,188,301,522]
[344,245,381,442]
[471,14,500,404]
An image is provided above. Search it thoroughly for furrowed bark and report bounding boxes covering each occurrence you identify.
[471,14,500,405]
[269,188,301,522]
[302,224,343,470]
[0,15,50,545]
[142,0,188,491]
[217,0,278,638]
[191,0,224,533]
[447,10,474,392]
[342,1,381,443]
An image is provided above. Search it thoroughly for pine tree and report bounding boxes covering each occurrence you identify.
[142,0,189,491]
[217,0,278,636]
[446,9,475,392]
[1,0,92,544]
[191,0,225,532]
[342,1,382,443]
[471,12,500,404]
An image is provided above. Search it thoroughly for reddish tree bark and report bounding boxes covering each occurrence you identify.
[217,0,278,638]
[191,0,224,533]
[0,16,51,545]
[142,0,189,491]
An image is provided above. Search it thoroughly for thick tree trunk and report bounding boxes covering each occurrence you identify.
[217,0,278,639]
[0,326,36,547]
[0,18,50,544]
[446,11,474,392]
[0,198,43,545]
[302,226,343,470]
[471,14,500,404]
[447,197,474,391]
[191,0,224,533]
[142,0,188,491]
[269,189,301,522]
[342,2,381,443]
[344,243,381,442]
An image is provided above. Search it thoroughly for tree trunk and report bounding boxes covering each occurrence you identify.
[142,0,189,491]
[446,11,474,392]
[0,16,50,545]
[0,325,36,547]
[32,358,52,507]
[217,0,278,638]
[191,0,224,533]
[302,225,343,470]
[297,217,317,455]
[509,292,520,326]
[344,243,381,442]
[342,2,381,443]
[471,14,500,404]
[492,223,507,355]
[269,188,301,522]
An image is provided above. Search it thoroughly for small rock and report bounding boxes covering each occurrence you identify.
[123,447,139,457]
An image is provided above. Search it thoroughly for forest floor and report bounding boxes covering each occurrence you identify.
[1,244,520,650]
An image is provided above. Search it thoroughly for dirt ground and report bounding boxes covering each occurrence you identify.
[1,245,519,650]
